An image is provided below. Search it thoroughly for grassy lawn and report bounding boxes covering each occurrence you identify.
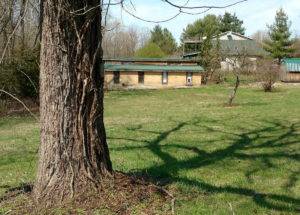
[0,85,299,214]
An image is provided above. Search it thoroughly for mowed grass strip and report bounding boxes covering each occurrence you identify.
[1,85,299,214]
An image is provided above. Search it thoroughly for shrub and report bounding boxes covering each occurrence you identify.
[0,61,20,96]
[256,59,280,92]
[14,48,40,98]
[135,42,166,58]
[0,48,39,99]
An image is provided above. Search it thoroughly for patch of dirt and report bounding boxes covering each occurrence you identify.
[0,172,174,215]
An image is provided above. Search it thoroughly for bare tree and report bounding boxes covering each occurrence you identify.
[255,59,280,92]
[225,50,253,106]
[102,19,149,58]
[251,30,269,45]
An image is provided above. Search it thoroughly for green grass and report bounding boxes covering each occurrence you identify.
[1,85,300,214]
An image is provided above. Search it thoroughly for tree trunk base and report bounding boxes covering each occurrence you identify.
[1,172,173,215]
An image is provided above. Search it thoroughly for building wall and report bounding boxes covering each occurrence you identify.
[193,73,202,85]
[120,71,138,86]
[168,72,186,86]
[104,71,203,88]
[220,57,257,71]
[105,71,114,84]
[281,72,300,82]
[144,72,162,86]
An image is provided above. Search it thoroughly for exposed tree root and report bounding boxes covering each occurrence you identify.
[0,172,174,215]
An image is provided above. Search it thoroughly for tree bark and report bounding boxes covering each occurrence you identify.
[34,0,112,200]
[20,0,26,50]
[228,75,240,106]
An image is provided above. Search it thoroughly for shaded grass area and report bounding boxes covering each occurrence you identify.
[1,85,300,214]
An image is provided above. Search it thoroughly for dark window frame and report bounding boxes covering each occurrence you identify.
[113,71,120,84]
[138,72,144,84]
[186,72,193,86]
[162,71,168,85]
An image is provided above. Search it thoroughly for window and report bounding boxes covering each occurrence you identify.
[186,72,193,86]
[138,72,144,84]
[162,72,168,84]
[113,71,120,84]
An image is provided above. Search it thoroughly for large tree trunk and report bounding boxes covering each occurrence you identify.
[34,0,112,200]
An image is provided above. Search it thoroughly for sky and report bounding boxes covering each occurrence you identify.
[109,0,300,42]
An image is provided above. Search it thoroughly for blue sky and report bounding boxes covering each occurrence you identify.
[109,0,300,42]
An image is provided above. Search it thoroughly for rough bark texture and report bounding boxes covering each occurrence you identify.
[34,0,112,200]
[228,75,240,106]
[20,0,26,50]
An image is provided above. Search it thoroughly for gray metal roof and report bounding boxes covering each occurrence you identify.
[104,57,198,63]
[105,63,204,72]
[283,58,300,72]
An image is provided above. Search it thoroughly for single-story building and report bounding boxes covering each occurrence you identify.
[104,58,204,88]
[183,31,268,71]
[281,58,300,82]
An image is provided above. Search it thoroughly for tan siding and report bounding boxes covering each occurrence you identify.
[193,73,202,86]
[120,71,138,86]
[105,70,203,87]
[105,71,114,84]
[282,72,300,82]
[144,72,162,86]
[168,72,187,86]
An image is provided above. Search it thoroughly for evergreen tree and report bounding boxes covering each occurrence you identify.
[219,12,245,35]
[264,8,294,63]
[181,14,220,41]
[150,25,177,55]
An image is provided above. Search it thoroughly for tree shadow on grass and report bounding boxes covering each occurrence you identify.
[0,183,32,203]
[108,119,300,213]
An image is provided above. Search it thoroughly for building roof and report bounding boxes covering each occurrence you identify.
[104,57,198,63]
[214,31,253,41]
[182,40,268,58]
[183,31,253,44]
[183,39,202,44]
[283,58,300,72]
[105,63,204,72]
[182,52,201,59]
[214,40,268,57]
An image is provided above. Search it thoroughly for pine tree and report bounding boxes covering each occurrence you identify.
[219,12,245,35]
[264,8,294,63]
[150,25,177,55]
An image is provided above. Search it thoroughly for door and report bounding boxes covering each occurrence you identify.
[186,72,193,86]
[162,72,168,85]
[138,72,144,84]
[113,71,120,84]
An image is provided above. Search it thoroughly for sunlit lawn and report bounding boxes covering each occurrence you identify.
[0,84,299,214]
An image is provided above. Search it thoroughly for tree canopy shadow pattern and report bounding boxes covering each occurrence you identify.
[108,118,300,212]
